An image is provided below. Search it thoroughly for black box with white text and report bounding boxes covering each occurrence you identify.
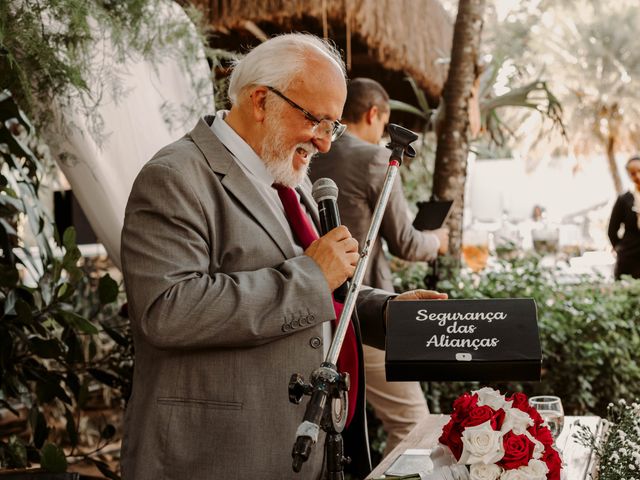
[385,298,541,382]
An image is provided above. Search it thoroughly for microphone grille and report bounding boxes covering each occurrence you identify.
[312,177,339,203]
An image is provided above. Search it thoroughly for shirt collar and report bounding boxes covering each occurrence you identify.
[210,110,275,187]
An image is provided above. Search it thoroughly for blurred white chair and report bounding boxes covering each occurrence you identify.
[42,1,214,269]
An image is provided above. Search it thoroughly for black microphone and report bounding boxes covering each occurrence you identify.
[312,178,350,302]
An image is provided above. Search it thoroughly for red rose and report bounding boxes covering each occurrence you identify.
[527,405,544,426]
[542,445,562,480]
[460,405,495,427]
[529,423,554,447]
[498,431,535,470]
[439,419,463,460]
[461,405,505,431]
[508,392,529,411]
[492,408,506,430]
[451,392,478,422]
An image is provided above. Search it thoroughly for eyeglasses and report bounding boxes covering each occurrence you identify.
[266,86,346,141]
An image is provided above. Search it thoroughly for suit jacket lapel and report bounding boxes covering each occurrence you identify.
[189,116,296,259]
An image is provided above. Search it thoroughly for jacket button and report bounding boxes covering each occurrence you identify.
[309,337,322,349]
[281,323,291,332]
[292,319,300,328]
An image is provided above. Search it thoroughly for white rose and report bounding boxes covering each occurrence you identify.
[459,420,505,465]
[473,387,512,411]
[500,461,548,480]
[499,469,528,480]
[470,463,503,480]
[501,408,533,435]
[531,437,545,460]
[521,459,549,478]
[520,430,545,460]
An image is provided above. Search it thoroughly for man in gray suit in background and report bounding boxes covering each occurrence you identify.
[120,35,446,480]
[311,78,449,457]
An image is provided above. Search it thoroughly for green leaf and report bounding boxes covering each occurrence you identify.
[64,330,84,364]
[98,273,119,305]
[61,226,81,273]
[406,76,431,114]
[88,368,120,388]
[0,218,17,238]
[0,192,22,210]
[65,371,81,400]
[39,272,54,306]
[0,263,19,287]
[88,338,97,359]
[56,282,74,301]
[35,374,72,405]
[57,311,99,334]
[62,227,77,251]
[101,322,129,347]
[14,297,34,323]
[64,407,78,447]
[3,289,17,314]
[29,407,49,449]
[389,99,430,119]
[40,443,67,473]
[78,377,90,409]
[62,247,82,273]
[30,337,63,359]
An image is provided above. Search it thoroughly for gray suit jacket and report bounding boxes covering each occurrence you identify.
[311,133,439,291]
[120,117,390,480]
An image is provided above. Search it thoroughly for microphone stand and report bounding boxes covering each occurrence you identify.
[289,124,418,478]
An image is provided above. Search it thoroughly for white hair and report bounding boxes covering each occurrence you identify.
[227,33,346,105]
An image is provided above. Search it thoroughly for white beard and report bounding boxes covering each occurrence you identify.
[260,110,317,187]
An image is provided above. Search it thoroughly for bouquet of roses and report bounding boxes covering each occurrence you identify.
[438,387,562,480]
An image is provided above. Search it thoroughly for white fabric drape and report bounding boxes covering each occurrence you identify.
[43,1,213,269]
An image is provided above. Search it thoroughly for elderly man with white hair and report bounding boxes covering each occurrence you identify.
[120,33,445,479]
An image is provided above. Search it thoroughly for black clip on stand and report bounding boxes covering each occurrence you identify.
[288,124,418,479]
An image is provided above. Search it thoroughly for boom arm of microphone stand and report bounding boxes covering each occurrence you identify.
[290,124,417,473]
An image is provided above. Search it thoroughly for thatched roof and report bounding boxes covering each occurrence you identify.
[195,0,453,99]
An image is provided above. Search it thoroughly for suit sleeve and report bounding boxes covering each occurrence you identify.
[366,147,439,261]
[608,195,624,248]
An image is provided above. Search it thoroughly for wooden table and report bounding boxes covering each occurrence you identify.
[367,415,604,479]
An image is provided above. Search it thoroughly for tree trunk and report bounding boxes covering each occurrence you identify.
[606,133,624,195]
[432,0,486,265]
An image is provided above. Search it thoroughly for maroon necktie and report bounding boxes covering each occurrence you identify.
[274,184,359,427]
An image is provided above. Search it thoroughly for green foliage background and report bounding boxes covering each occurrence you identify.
[392,256,640,417]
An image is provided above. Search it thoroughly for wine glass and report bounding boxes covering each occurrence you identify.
[529,395,565,440]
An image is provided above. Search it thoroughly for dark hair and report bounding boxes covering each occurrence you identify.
[626,155,640,169]
[341,77,390,123]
